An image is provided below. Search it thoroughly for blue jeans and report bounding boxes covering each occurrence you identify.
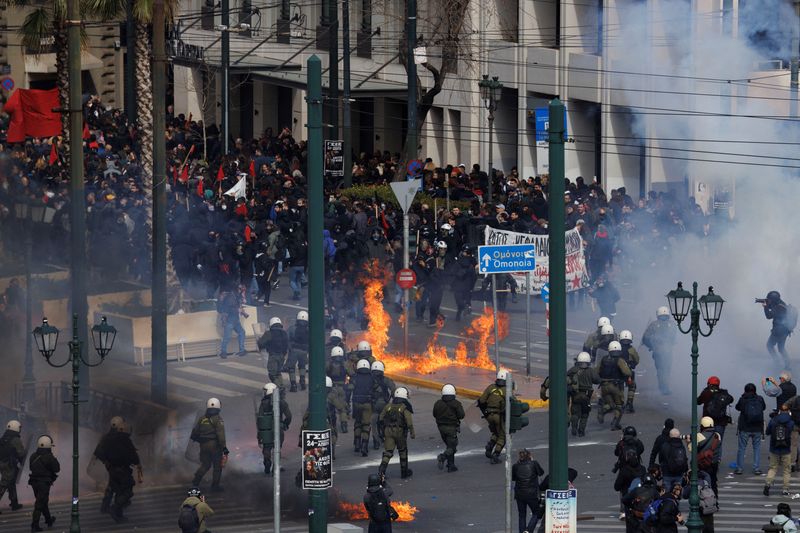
[737,431,762,471]
[289,266,305,298]
[662,474,684,492]
[220,316,246,354]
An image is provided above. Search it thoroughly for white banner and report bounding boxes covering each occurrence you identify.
[483,226,589,295]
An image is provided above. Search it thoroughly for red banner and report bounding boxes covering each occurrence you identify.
[3,88,61,143]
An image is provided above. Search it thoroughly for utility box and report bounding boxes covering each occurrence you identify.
[327,524,364,533]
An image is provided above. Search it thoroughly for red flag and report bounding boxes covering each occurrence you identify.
[49,143,58,165]
[197,177,205,198]
[244,225,252,242]
[83,122,90,140]
[3,88,61,143]
[172,166,177,186]
[179,165,189,184]
[216,165,225,182]
[248,160,255,177]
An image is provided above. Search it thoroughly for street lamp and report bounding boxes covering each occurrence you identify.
[665,281,724,533]
[478,74,503,205]
[33,314,116,533]
[214,21,251,155]
[13,198,54,405]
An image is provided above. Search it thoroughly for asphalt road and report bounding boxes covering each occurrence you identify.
[19,280,800,532]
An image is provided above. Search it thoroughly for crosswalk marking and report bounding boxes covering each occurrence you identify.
[221,360,267,373]
[177,365,266,389]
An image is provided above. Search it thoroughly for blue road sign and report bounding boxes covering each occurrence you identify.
[541,283,549,303]
[478,244,536,274]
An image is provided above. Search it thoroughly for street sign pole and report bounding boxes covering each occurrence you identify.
[505,374,512,533]
[525,272,531,376]
[273,393,281,533]
[390,180,422,359]
[403,210,409,357]
[492,274,500,372]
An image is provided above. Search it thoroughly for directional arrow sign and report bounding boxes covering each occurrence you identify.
[390,178,422,214]
[541,283,550,303]
[477,244,536,274]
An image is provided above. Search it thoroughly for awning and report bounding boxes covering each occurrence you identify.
[25,51,105,74]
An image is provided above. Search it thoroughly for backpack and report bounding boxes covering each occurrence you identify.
[773,421,790,449]
[697,434,720,470]
[666,443,688,473]
[763,519,792,532]
[706,391,731,423]
[178,503,200,533]
[623,447,641,468]
[384,404,405,427]
[784,304,799,333]
[742,396,764,426]
[699,482,719,515]
[643,498,664,525]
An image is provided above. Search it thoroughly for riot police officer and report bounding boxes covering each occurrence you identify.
[29,435,59,532]
[287,311,310,391]
[326,329,345,357]
[258,317,290,392]
[351,359,375,457]
[256,383,291,475]
[567,352,601,437]
[326,346,350,433]
[92,415,124,515]
[619,330,640,413]
[379,387,415,479]
[347,341,375,407]
[642,306,677,395]
[591,323,617,364]
[433,384,465,472]
[584,316,611,354]
[299,377,341,461]
[370,361,395,450]
[0,419,24,511]
[597,341,632,430]
[190,398,229,491]
[451,245,477,321]
[478,370,509,464]
[102,422,142,523]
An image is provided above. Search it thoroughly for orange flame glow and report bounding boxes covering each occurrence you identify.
[358,264,509,375]
[337,500,418,522]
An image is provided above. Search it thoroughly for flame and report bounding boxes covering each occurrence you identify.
[358,264,509,375]
[337,500,418,522]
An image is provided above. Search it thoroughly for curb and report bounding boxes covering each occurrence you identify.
[386,371,549,410]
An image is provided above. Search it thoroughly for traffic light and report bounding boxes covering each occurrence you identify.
[509,397,530,433]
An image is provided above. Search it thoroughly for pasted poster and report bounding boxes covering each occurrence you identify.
[324,140,344,179]
[483,226,589,294]
[545,488,577,533]
[301,429,332,490]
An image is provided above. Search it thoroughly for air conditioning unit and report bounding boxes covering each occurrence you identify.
[755,59,784,70]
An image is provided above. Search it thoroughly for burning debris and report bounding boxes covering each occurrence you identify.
[359,263,508,374]
[337,499,419,522]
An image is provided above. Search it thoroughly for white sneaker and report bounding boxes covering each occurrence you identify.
[618,512,626,520]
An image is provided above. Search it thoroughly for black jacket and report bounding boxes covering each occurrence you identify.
[28,449,60,485]
[512,458,545,500]
[658,437,689,476]
[735,392,766,433]
[649,428,671,467]
[614,463,645,493]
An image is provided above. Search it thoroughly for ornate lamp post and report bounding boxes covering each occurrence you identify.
[478,74,503,204]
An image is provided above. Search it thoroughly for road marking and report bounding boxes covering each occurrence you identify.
[168,375,244,398]
[220,360,268,373]
[177,366,266,389]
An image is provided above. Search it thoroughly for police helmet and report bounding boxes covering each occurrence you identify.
[263,383,278,396]
[358,340,372,352]
[497,369,509,381]
[442,384,456,396]
[394,387,409,400]
[207,398,221,409]
[6,420,20,433]
[37,435,54,449]
[330,329,343,340]
[325,376,333,388]
[356,359,371,371]
[597,317,611,328]
[576,352,591,364]
[608,341,622,353]
[110,416,125,430]
[619,330,633,342]
[435,240,448,250]
[187,487,203,498]
[331,346,344,358]
[440,223,452,232]
[657,306,670,318]
[297,311,309,321]
[600,324,615,336]
[371,361,385,373]
[269,317,282,327]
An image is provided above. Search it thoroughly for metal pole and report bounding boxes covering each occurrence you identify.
[22,218,35,404]
[151,0,168,405]
[69,313,81,533]
[405,0,417,163]
[67,0,89,400]
[342,0,352,187]
[547,98,568,490]
[328,0,339,139]
[525,272,531,377]
[504,374,512,533]
[403,211,409,357]
[125,2,136,125]
[487,109,494,205]
[221,0,230,154]
[686,282,703,533]
[273,393,281,532]
[492,274,500,372]
[306,55,328,533]
[791,1,799,118]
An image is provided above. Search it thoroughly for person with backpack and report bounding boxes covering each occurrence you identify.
[658,428,689,494]
[614,443,646,521]
[761,290,796,370]
[681,470,717,533]
[512,449,545,533]
[735,383,766,475]
[101,421,142,523]
[764,403,795,496]
[179,487,214,533]
[378,387,415,479]
[286,310,310,392]
[622,473,660,533]
[371,361,396,451]
[351,359,376,457]
[649,418,675,468]
[256,383,291,476]
[763,502,799,533]
[614,426,645,472]
[647,482,684,533]
[190,398,229,492]
[28,435,59,532]
[363,473,398,532]
[697,417,723,495]
[697,376,734,443]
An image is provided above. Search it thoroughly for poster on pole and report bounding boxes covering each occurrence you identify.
[324,140,344,179]
[301,429,332,490]
[483,226,589,295]
[544,489,577,533]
